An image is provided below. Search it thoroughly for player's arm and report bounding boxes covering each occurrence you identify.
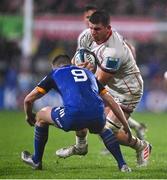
[24,88,45,126]
[101,91,132,142]
[101,91,131,132]
[97,81,132,142]
[24,73,54,126]
[96,52,121,85]
[96,68,113,85]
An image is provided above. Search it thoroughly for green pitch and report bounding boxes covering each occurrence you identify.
[0,110,167,179]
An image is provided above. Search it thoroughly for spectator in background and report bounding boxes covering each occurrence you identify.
[83,4,97,27]
[3,63,18,109]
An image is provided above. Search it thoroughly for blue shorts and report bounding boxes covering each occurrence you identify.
[51,106,105,134]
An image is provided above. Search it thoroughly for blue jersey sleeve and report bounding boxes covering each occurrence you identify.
[37,73,56,93]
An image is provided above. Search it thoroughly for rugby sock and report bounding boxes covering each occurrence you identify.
[128,117,146,140]
[75,135,87,149]
[128,117,141,130]
[32,125,49,163]
[130,137,145,151]
[100,128,126,169]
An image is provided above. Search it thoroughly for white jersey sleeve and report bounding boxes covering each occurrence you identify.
[100,47,121,73]
[77,29,93,50]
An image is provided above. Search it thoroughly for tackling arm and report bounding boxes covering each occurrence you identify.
[96,68,113,85]
[24,88,44,126]
[100,91,132,142]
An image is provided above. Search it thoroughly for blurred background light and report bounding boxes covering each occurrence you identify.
[0,0,167,112]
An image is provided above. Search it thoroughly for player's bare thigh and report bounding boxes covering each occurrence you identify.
[36,106,55,126]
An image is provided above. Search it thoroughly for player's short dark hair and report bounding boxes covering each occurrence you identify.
[52,54,71,67]
[89,10,110,27]
[84,4,97,12]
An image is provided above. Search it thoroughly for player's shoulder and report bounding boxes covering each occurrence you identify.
[105,30,125,55]
[112,28,123,37]
[79,28,91,37]
[78,28,92,45]
[108,29,123,44]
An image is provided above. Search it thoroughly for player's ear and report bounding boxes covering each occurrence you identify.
[51,64,56,69]
[71,57,75,64]
[107,25,111,30]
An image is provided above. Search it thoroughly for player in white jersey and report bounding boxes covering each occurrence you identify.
[78,29,143,112]
[78,25,146,141]
[79,6,147,141]
[56,11,151,167]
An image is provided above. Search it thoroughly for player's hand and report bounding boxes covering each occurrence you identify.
[77,61,88,68]
[77,62,96,73]
[123,126,132,143]
[25,112,36,126]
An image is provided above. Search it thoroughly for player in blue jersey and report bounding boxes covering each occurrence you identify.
[21,54,132,171]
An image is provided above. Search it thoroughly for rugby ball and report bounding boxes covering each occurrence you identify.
[74,48,98,67]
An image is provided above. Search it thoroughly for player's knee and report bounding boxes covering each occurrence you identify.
[36,107,49,126]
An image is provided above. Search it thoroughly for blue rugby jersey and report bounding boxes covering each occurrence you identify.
[37,65,105,113]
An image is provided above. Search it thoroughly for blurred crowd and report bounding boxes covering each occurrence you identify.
[1,0,167,19]
[0,0,167,111]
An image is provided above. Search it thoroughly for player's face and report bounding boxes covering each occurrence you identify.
[83,9,96,27]
[89,22,111,43]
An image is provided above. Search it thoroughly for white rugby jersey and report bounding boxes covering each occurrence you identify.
[77,28,143,109]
